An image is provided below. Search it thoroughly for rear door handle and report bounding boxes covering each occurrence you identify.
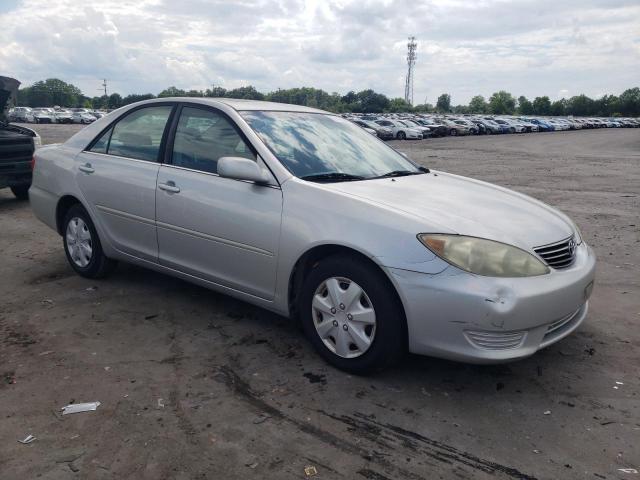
[158,181,180,193]
[79,163,94,174]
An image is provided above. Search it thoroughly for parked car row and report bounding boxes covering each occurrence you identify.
[344,113,640,140]
[7,106,108,124]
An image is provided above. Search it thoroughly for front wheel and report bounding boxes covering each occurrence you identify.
[63,204,116,278]
[450,129,457,136]
[10,185,30,200]
[299,255,406,373]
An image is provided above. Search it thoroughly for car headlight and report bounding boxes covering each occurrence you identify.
[418,234,549,277]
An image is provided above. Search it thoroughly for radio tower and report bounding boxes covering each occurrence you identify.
[404,36,417,105]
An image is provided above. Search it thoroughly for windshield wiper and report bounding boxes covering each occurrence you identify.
[300,172,366,182]
[373,170,424,179]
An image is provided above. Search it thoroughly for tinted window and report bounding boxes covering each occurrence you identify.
[90,127,112,154]
[171,107,255,174]
[107,106,172,161]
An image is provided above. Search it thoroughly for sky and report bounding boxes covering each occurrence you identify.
[0,0,638,104]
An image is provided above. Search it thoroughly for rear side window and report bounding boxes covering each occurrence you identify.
[106,106,172,162]
[171,106,255,174]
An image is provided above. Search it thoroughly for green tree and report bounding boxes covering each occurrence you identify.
[108,93,123,109]
[452,104,469,114]
[224,86,264,100]
[205,86,227,97]
[385,97,412,113]
[517,96,534,115]
[356,89,390,113]
[488,90,516,114]
[617,87,640,116]
[435,93,451,113]
[594,94,619,116]
[18,78,83,107]
[413,103,434,113]
[158,86,186,97]
[468,95,488,113]
[550,99,567,116]
[532,96,552,115]
[121,93,155,106]
[566,94,594,116]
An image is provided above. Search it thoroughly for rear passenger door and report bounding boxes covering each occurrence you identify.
[155,104,282,300]
[77,104,174,262]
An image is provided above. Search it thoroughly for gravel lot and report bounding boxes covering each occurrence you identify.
[1,125,639,479]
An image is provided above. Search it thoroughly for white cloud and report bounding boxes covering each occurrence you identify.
[0,0,637,103]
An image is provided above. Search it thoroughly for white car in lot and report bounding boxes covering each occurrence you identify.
[375,119,423,140]
[29,98,596,372]
[8,106,34,123]
[71,111,97,124]
[547,119,570,131]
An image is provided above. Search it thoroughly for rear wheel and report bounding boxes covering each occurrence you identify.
[450,129,457,136]
[396,131,406,140]
[63,204,116,278]
[299,255,406,373]
[10,185,30,200]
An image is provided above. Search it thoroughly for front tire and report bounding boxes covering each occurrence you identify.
[299,255,406,374]
[63,204,116,278]
[450,128,457,136]
[10,185,30,200]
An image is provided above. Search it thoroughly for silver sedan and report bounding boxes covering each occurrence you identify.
[30,98,596,373]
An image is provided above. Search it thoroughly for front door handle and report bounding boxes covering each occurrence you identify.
[158,181,180,193]
[78,163,94,174]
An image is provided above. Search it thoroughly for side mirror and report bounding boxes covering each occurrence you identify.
[218,156,271,184]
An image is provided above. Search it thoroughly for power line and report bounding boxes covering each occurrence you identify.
[404,36,417,106]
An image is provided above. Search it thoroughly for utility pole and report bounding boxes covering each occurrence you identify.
[101,79,108,97]
[404,36,417,106]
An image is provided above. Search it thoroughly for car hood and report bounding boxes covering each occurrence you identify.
[0,76,20,124]
[323,171,574,250]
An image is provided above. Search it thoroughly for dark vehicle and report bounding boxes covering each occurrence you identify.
[352,119,395,140]
[0,76,40,199]
[471,118,501,134]
[435,118,471,136]
[415,118,448,137]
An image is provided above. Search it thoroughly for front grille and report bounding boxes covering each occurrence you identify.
[465,330,525,350]
[534,236,577,269]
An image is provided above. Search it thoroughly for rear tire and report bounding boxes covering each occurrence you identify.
[397,131,406,140]
[10,185,30,200]
[450,129,457,136]
[62,204,116,278]
[299,254,406,374]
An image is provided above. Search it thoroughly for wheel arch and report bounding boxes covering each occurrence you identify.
[287,244,408,340]
[55,195,84,235]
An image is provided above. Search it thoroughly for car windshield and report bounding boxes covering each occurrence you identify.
[241,111,421,181]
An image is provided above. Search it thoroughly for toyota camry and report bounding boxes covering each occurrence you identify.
[30,98,596,373]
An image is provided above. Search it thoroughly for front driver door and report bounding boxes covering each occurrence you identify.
[156,105,282,300]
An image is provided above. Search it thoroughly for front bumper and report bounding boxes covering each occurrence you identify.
[387,242,596,363]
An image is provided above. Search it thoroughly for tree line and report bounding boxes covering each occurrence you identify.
[16,78,640,117]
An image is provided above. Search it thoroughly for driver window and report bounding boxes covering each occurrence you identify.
[172,107,256,174]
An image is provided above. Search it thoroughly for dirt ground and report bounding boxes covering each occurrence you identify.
[1,126,639,480]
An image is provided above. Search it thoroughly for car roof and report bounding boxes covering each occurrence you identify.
[146,97,327,114]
